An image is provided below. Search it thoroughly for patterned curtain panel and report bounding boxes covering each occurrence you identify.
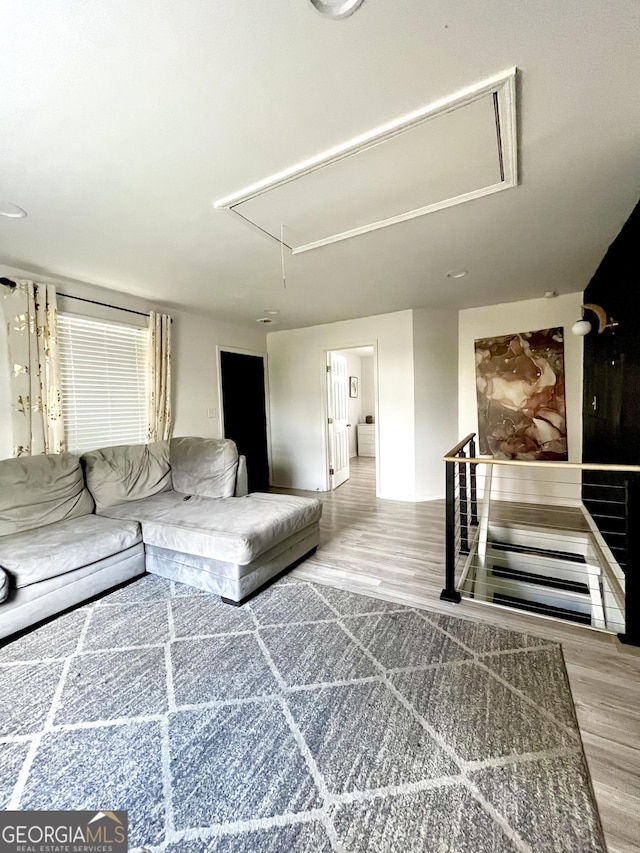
[6,280,65,456]
[147,311,172,442]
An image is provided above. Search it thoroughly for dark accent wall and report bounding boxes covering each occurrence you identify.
[582,200,640,573]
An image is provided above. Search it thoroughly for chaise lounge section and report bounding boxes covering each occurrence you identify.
[84,437,322,604]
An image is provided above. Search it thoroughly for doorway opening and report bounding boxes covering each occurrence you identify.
[219,348,270,492]
[325,345,377,493]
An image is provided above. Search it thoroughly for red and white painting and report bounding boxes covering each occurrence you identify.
[474,327,567,460]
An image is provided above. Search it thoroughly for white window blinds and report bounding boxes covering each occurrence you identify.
[58,313,149,453]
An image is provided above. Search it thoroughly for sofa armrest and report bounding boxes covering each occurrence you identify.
[235,455,248,496]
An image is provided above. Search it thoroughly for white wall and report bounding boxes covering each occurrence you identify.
[458,292,584,504]
[413,309,459,500]
[0,264,267,455]
[343,351,363,457]
[360,356,375,422]
[267,311,416,499]
[171,314,267,439]
[268,309,460,501]
[0,263,585,512]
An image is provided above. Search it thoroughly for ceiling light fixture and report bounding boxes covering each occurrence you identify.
[446,269,468,279]
[309,0,365,19]
[571,303,619,336]
[264,310,280,316]
[0,202,28,219]
[544,290,558,298]
[256,317,275,324]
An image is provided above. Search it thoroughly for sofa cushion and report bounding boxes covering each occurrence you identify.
[0,515,142,588]
[82,441,172,512]
[100,491,322,565]
[170,437,239,498]
[0,452,94,536]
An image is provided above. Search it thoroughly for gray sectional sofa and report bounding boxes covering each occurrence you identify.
[0,437,322,640]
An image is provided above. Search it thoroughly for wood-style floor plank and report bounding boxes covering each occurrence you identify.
[276,457,640,853]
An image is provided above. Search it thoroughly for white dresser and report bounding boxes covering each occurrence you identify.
[356,423,376,457]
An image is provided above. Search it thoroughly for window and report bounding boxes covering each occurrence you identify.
[58,313,149,453]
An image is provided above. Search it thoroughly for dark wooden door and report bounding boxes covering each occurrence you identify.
[220,351,269,492]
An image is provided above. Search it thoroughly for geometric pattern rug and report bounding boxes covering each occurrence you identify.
[0,575,606,852]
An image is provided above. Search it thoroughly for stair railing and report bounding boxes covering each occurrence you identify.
[442,435,640,646]
[466,464,494,603]
[623,476,640,645]
[441,433,479,603]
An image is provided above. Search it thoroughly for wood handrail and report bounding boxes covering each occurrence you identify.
[444,433,476,458]
[442,454,640,473]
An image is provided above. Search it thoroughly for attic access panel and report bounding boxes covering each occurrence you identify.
[214,68,517,254]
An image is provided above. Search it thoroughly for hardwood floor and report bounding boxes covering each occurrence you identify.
[278,456,640,853]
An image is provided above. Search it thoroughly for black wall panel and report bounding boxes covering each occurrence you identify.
[582,200,640,572]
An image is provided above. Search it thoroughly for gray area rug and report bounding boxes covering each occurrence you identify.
[0,575,605,852]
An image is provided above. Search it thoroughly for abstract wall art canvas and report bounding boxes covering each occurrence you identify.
[474,327,568,460]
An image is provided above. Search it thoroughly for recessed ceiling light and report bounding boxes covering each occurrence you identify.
[446,269,468,279]
[544,290,558,298]
[309,0,365,19]
[264,309,280,316]
[0,202,28,219]
[256,317,274,324]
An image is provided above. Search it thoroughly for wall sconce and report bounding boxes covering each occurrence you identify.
[571,303,619,336]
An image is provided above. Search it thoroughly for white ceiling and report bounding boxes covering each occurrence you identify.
[229,87,508,251]
[1,0,638,331]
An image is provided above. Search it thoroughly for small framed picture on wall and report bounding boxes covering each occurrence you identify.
[349,376,359,398]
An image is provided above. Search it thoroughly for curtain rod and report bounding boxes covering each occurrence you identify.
[61,292,152,319]
[0,277,170,321]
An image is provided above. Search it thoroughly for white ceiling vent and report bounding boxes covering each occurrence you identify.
[214,68,518,255]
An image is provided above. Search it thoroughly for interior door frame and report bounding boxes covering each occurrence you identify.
[216,345,273,486]
[320,341,380,495]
